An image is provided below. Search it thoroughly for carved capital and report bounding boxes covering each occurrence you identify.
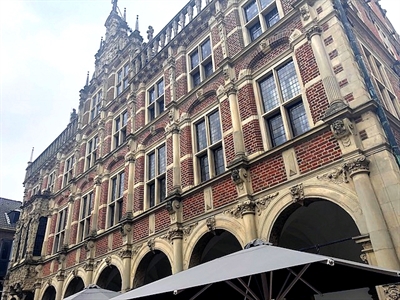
[94,175,102,186]
[228,199,256,218]
[383,284,400,300]
[119,247,132,259]
[343,155,370,177]
[254,192,279,215]
[224,83,237,96]
[125,152,135,163]
[83,259,94,271]
[306,25,322,40]
[165,225,184,241]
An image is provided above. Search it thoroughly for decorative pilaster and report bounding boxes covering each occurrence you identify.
[228,198,257,242]
[166,199,184,273]
[91,174,102,233]
[125,151,135,215]
[344,156,400,270]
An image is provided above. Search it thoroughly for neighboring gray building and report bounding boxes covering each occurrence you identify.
[0,198,21,298]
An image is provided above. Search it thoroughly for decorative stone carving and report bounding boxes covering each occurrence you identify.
[120,223,132,236]
[231,168,248,190]
[147,238,155,252]
[317,167,349,184]
[259,39,270,54]
[125,152,135,163]
[254,192,279,215]
[331,118,354,147]
[83,259,94,271]
[343,155,370,177]
[119,247,132,259]
[166,199,181,215]
[105,256,112,267]
[290,184,305,204]
[182,223,197,241]
[383,285,400,300]
[147,26,154,40]
[228,199,256,218]
[164,225,184,241]
[360,253,368,264]
[324,100,349,118]
[206,216,216,232]
[306,25,322,40]
[300,4,311,21]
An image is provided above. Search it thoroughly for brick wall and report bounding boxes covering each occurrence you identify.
[183,190,205,221]
[212,176,237,208]
[155,208,170,233]
[251,154,286,193]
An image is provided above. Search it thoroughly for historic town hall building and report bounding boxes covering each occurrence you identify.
[3,0,400,299]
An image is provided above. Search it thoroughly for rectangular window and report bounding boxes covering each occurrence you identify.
[90,90,102,121]
[53,208,67,253]
[63,156,74,187]
[85,136,98,171]
[47,171,56,193]
[147,79,165,122]
[195,110,224,183]
[189,38,213,88]
[113,111,128,149]
[243,0,280,43]
[146,145,166,208]
[108,171,124,227]
[78,192,93,242]
[116,63,130,96]
[259,60,309,147]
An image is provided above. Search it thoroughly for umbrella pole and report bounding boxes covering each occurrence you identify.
[277,264,310,300]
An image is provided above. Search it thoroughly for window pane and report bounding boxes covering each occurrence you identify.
[191,50,199,69]
[193,72,201,87]
[208,111,222,144]
[149,183,155,207]
[122,112,128,126]
[289,102,309,137]
[265,7,279,28]
[214,147,224,175]
[277,61,300,101]
[199,154,210,182]
[204,61,213,78]
[148,153,155,179]
[158,80,164,96]
[201,39,211,59]
[118,172,124,198]
[268,114,286,147]
[115,118,120,131]
[157,98,165,114]
[149,88,155,103]
[109,204,115,226]
[148,106,155,121]
[196,121,207,151]
[159,177,166,202]
[260,0,274,9]
[249,22,262,41]
[259,74,279,111]
[111,177,117,201]
[158,146,166,174]
[244,0,258,22]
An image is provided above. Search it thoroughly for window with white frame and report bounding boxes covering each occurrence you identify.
[363,47,400,118]
[194,110,225,183]
[63,156,74,187]
[78,191,93,242]
[243,0,280,42]
[116,63,130,96]
[146,145,166,208]
[258,59,309,147]
[47,171,56,192]
[32,185,39,197]
[108,171,124,227]
[375,24,396,58]
[90,90,102,121]
[53,208,67,253]
[113,111,128,149]
[148,79,165,122]
[189,38,213,88]
[85,136,98,171]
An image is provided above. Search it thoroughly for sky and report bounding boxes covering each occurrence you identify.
[0,0,399,201]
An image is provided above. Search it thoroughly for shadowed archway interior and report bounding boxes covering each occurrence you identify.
[97,265,122,292]
[42,286,56,300]
[64,276,85,298]
[271,199,363,262]
[189,229,242,268]
[133,250,172,289]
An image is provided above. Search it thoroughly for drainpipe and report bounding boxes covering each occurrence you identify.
[333,0,400,167]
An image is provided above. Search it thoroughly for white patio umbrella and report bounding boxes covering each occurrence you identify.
[63,284,120,300]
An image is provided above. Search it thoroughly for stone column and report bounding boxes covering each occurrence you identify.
[306,26,343,105]
[166,200,183,273]
[171,124,181,190]
[225,83,245,158]
[91,175,102,233]
[120,223,133,291]
[33,281,41,300]
[55,272,64,300]
[345,156,400,269]
[84,240,95,284]
[125,152,135,215]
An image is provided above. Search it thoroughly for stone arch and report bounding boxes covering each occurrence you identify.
[95,264,122,292]
[131,241,173,288]
[187,90,217,115]
[41,285,56,300]
[184,216,244,269]
[105,155,125,172]
[62,267,88,295]
[63,276,85,298]
[93,255,124,286]
[259,182,365,262]
[141,127,166,146]
[78,177,94,192]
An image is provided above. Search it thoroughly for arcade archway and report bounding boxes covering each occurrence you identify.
[189,229,242,268]
[97,265,122,292]
[133,250,172,288]
[270,199,363,262]
[42,286,56,300]
[64,276,85,298]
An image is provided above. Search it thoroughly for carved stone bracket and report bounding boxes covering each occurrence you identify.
[383,284,400,300]
[331,118,355,147]
[120,223,132,236]
[300,4,311,21]
[104,256,112,267]
[290,184,305,205]
[147,238,155,252]
[228,199,256,219]
[182,223,197,241]
[317,167,349,184]
[83,259,94,271]
[254,192,279,215]
[119,247,132,259]
[162,222,197,242]
[206,216,216,232]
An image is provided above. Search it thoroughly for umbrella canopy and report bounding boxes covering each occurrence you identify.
[111,245,400,300]
[63,284,120,300]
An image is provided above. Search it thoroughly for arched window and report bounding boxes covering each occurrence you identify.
[33,217,47,256]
